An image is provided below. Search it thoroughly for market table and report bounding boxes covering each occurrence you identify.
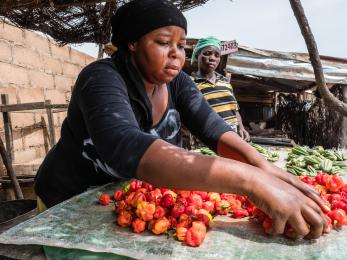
[0,149,346,260]
[0,180,347,260]
[0,244,46,259]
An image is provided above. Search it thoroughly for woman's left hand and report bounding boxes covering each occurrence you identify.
[239,127,250,141]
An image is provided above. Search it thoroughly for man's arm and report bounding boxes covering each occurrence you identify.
[236,111,250,141]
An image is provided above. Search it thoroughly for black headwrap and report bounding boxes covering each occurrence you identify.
[111,0,187,49]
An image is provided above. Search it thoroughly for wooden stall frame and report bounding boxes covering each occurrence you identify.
[0,94,68,200]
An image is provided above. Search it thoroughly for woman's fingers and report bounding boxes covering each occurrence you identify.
[267,216,287,236]
[301,206,325,239]
[288,177,330,213]
[249,170,328,240]
[284,227,298,239]
[303,187,330,213]
[305,196,327,216]
[287,213,310,239]
[305,198,330,233]
[268,199,327,239]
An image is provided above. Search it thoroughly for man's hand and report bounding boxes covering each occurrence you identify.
[239,127,250,141]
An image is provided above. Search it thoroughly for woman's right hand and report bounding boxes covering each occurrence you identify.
[259,162,331,214]
[247,172,328,239]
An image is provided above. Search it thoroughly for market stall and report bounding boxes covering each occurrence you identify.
[0,2,346,259]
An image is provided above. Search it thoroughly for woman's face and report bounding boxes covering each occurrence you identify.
[129,26,186,84]
[198,46,221,74]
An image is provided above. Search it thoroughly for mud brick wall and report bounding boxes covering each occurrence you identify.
[0,22,95,166]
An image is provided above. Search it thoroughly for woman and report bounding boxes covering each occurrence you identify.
[191,36,250,141]
[35,0,328,239]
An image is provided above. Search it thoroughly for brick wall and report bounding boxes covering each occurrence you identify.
[0,22,96,166]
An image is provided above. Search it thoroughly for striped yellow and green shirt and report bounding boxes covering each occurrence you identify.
[191,72,239,126]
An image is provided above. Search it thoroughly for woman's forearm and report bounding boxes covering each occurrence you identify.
[217,131,266,166]
[217,132,289,180]
[136,139,261,196]
[217,131,302,180]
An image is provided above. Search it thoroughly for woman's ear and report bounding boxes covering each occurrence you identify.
[128,42,137,52]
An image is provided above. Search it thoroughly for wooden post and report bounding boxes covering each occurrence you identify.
[1,94,14,163]
[342,86,347,148]
[290,0,347,117]
[41,116,51,154]
[218,55,228,76]
[274,92,279,114]
[45,100,56,147]
[0,136,23,199]
[0,156,4,178]
[97,43,104,60]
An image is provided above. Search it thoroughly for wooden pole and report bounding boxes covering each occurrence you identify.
[342,86,347,148]
[41,116,51,154]
[97,43,104,60]
[0,136,23,199]
[289,0,347,116]
[343,86,347,108]
[0,155,4,178]
[45,100,56,147]
[1,94,14,163]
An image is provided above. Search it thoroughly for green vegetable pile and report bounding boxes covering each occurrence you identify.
[250,143,280,162]
[192,147,216,156]
[193,144,280,162]
[286,145,347,176]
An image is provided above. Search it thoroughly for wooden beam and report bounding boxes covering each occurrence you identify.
[0,102,68,112]
[0,0,114,10]
[298,83,335,95]
[230,75,300,93]
[236,96,274,104]
[0,102,45,112]
[250,136,294,147]
[47,104,68,109]
[0,178,34,184]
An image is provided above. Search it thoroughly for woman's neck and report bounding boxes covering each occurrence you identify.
[144,82,159,99]
[130,55,160,98]
[197,70,216,84]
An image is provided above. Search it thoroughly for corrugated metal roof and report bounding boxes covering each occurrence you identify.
[226,46,347,86]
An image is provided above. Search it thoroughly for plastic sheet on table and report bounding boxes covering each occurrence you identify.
[0,182,346,260]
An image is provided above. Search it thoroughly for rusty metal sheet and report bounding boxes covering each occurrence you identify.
[227,46,347,85]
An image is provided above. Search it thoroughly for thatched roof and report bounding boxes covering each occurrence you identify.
[1,1,111,10]
[0,0,209,45]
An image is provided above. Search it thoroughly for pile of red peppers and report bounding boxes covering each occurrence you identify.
[98,172,347,247]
